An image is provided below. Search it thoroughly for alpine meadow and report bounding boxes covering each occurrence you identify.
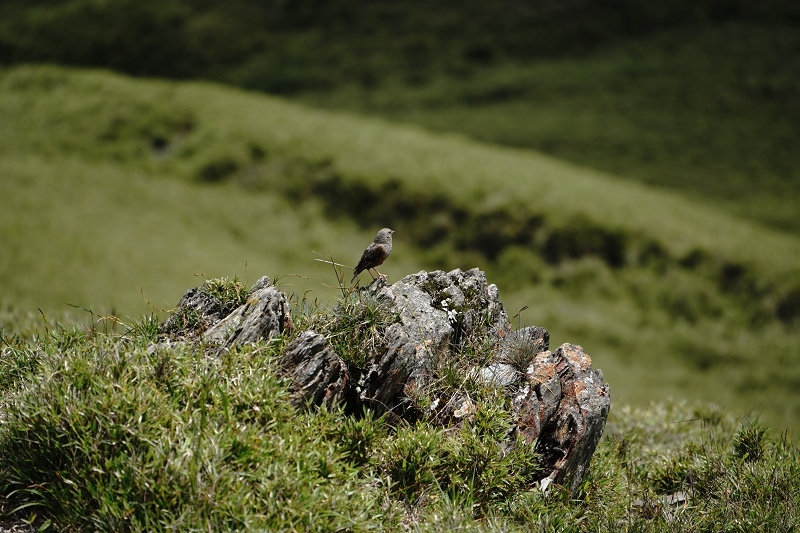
[1,1,800,530]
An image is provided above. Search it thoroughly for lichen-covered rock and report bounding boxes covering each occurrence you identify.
[350,269,609,495]
[204,276,292,347]
[399,268,511,352]
[534,343,611,494]
[280,331,350,408]
[357,268,511,412]
[512,350,562,444]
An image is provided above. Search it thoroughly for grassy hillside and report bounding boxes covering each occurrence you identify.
[2,1,799,233]
[1,304,798,531]
[1,65,800,429]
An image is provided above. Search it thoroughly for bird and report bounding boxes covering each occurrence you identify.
[352,228,395,282]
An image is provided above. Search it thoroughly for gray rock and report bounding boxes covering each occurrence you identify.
[479,327,611,496]
[479,363,521,389]
[512,349,563,444]
[357,270,610,495]
[159,286,229,337]
[161,268,610,496]
[280,331,350,408]
[357,268,511,412]
[203,276,292,347]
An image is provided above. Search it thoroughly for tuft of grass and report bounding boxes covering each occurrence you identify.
[199,276,248,309]
[307,288,398,370]
[336,408,387,467]
[496,327,547,372]
[120,313,160,346]
[0,342,40,395]
[732,422,768,463]
[377,422,443,503]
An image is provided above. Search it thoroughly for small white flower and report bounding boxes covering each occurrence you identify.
[429,398,440,411]
[447,308,458,322]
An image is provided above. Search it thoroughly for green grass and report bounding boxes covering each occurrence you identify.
[0,303,798,531]
[304,289,399,370]
[1,65,800,430]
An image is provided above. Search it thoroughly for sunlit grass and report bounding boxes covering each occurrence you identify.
[0,154,416,318]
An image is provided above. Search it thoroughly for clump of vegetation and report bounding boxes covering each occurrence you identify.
[199,276,247,308]
[0,319,378,531]
[305,288,397,370]
[732,422,769,463]
[496,327,548,372]
[375,394,540,513]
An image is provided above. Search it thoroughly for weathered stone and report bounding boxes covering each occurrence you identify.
[162,268,610,496]
[534,343,611,494]
[280,331,350,408]
[357,268,511,412]
[159,286,230,337]
[512,350,562,444]
[204,276,292,347]
[452,314,607,495]
[480,363,520,389]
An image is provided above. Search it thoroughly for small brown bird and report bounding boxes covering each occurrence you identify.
[352,228,395,282]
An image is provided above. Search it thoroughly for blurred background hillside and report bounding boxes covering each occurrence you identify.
[1,0,799,428]
[3,0,800,231]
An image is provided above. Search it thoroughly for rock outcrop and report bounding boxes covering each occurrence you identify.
[161,276,291,344]
[203,276,292,347]
[160,268,610,494]
[533,343,610,494]
[158,284,236,336]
